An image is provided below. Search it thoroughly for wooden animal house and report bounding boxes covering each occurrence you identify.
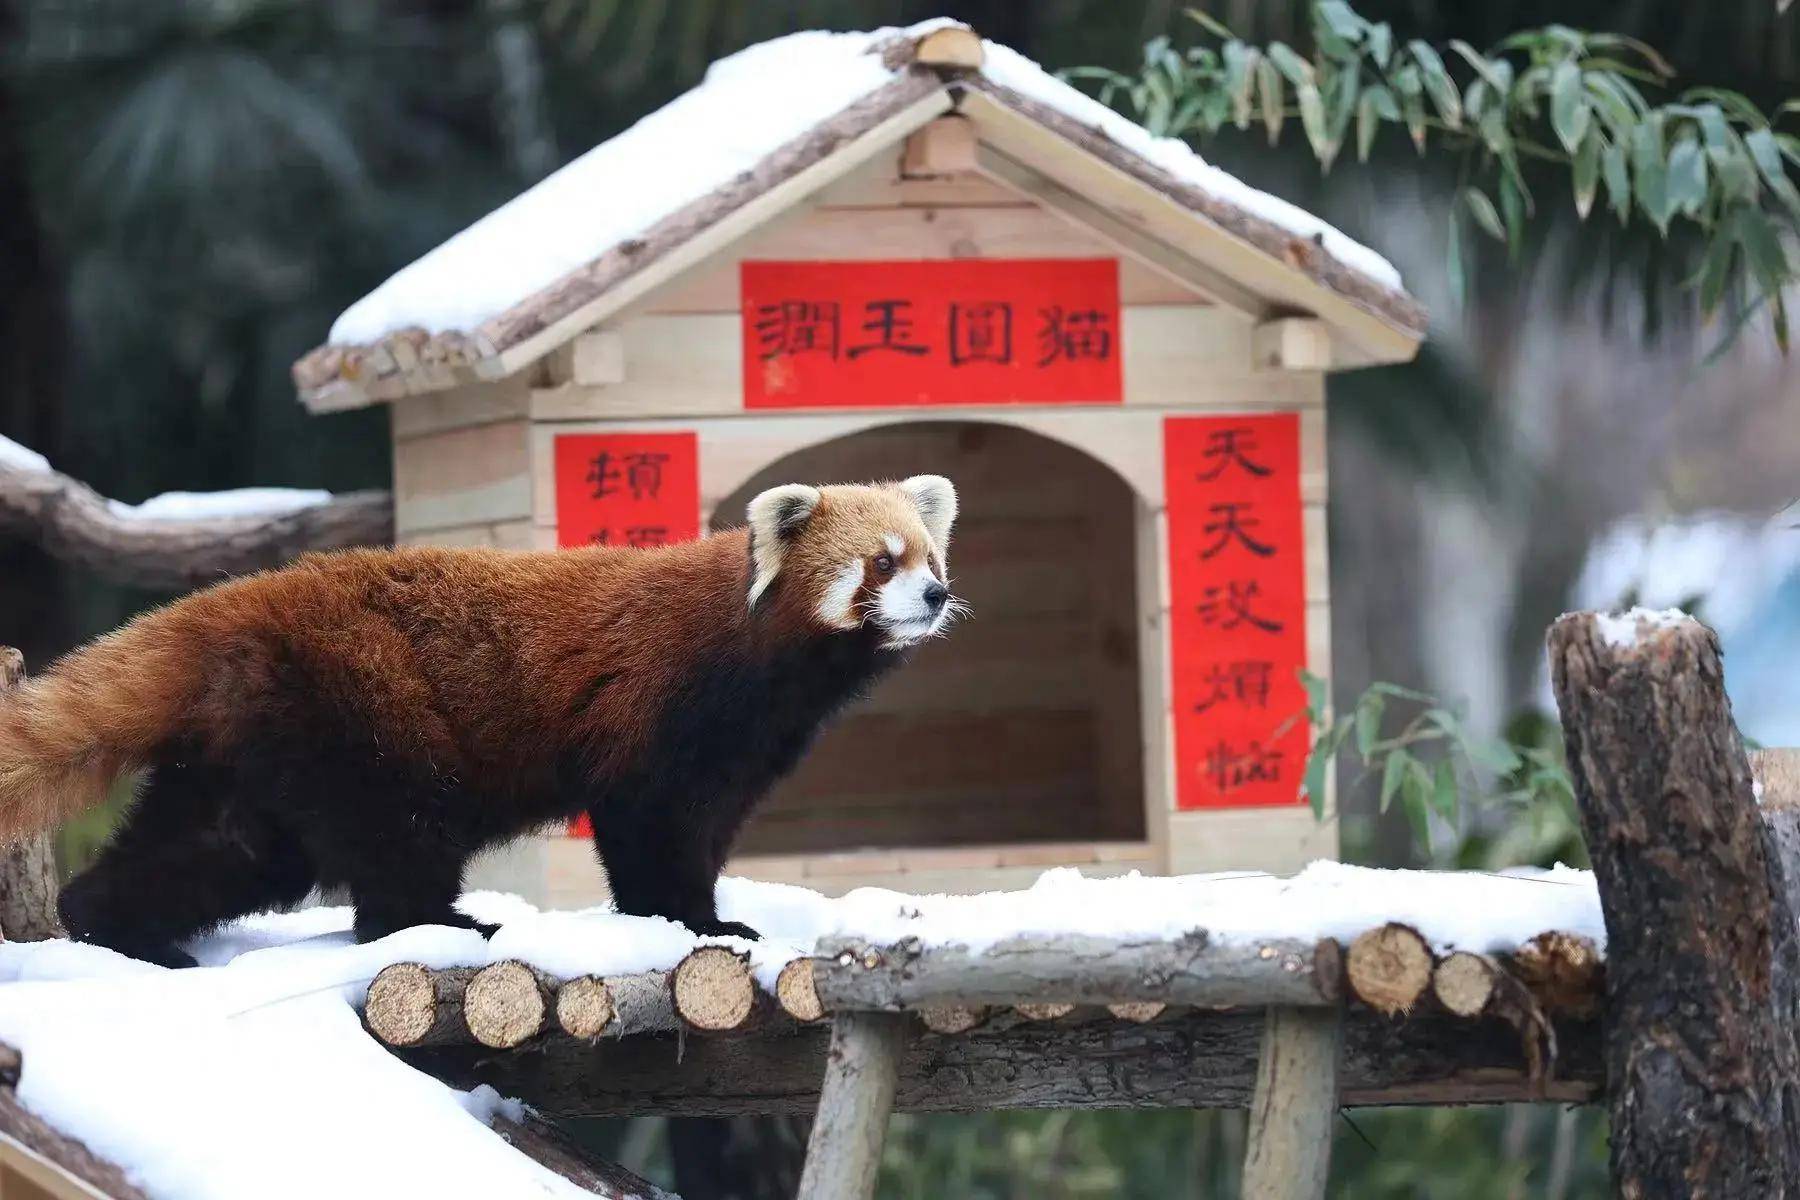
[293,21,1425,907]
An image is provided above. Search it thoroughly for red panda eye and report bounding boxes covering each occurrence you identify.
[873,553,895,576]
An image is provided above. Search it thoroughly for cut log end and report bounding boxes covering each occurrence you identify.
[913,25,984,70]
[671,946,759,1032]
[1014,1001,1076,1022]
[1106,1001,1168,1024]
[465,961,551,1049]
[917,1004,989,1035]
[555,975,615,1040]
[366,962,434,1046]
[1510,931,1603,1016]
[1433,952,1500,1018]
[1347,923,1434,1017]
[776,958,826,1023]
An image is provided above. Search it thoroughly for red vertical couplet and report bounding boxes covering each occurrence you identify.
[554,431,700,836]
[553,432,700,550]
[1164,414,1309,810]
[740,259,1122,408]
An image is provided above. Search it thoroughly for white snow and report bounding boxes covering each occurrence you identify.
[0,864,1597,1199]
[1591,606,1691,648]
[328,20,1403,347]
[107,488,333,522]
[0,433,50,475]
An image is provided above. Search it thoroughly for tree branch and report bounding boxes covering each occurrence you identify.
[0,459,393,590]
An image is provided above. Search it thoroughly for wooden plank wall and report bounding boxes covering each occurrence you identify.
[713,422,1145,856]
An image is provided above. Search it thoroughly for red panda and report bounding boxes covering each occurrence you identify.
[0,475,960,966]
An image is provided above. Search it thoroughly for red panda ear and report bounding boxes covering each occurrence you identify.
[900,475,957,553]
[746,483,821,608]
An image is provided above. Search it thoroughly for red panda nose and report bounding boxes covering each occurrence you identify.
[923,582,948,611]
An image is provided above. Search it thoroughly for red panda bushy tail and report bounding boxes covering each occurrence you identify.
[0,624,197,842]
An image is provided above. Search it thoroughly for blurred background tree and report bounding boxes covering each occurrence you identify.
[4,1,1797,1196]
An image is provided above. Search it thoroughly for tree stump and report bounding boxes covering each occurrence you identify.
[0,649,63,941]
[1549,610,1800,1196]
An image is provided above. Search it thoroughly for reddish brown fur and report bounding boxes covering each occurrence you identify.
[4,477,958,962]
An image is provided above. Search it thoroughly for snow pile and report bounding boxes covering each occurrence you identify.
[107,488,333,523]
[1591,606,1691,649]
[329,20,1402,346]
[0,433,50,474]
[0,864,1596,1198]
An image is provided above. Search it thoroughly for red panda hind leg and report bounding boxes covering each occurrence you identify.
[58,745,314,968]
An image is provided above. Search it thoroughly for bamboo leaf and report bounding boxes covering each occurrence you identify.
[1316,1,1364,40]
[1431,759,1459,823]
[1268,41,1314,86]
[1380,749,1408,813]
[1447,39,1504,91]
[1667,135,1708,216]
[1463,186,1506,241]
[1299,82,1329,161]
[1746,128,1800,218]
[1184,7,1237,41]
[1257,55,1284,144]
[1401,763,1433,850]
[1224,42,1257,129]
[1302,739,1330,819]
[1410,40,1461,127]
[1355,692,1385,756]
[1632,118,1672,232]
[1369,23,1392,70]
[1300,668,1329,719]
[1356,84,1396,162]
[1573,127,1601,218]
[1550,61,1590,153]
[1446,210,1466,301]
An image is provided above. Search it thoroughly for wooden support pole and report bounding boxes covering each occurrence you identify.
[796,1011,907,1200]
[0,649,64,942]
[1240,1006,1342,1200]
[1549,610,1800,1196]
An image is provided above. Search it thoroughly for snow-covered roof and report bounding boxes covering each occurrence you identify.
[293,20,1423,410]
[0,864,1594,1199]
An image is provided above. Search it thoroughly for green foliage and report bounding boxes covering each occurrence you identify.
[1066,1,1800,347]
[1298,671,1580,864]
[876,1105,1610,1199]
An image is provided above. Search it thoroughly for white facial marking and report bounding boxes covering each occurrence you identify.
[817,558,865,628]
[876,563,947,647]
[883,533,905,557]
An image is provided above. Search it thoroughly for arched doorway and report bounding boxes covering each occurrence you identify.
[715,421,1145,856]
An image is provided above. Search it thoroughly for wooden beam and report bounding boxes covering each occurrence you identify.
[1241,1007,1341,1200]
[397,1009,1603,1118]
[973,142,1267,317]
[795,1013,907,1200]
[1549,611,1800,1196]
[901,116,978,177]
[1252,318,1333,371]
[0,1085,147,1200]
[811,932,1342,1010]
[491,1114,680,1199]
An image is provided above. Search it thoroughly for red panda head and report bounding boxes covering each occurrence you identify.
[745,475,961,648]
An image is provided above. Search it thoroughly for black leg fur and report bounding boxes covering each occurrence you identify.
[59,751,313,968]
[592,802,759,941]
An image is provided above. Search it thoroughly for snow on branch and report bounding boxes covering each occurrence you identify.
[0,435,392,589]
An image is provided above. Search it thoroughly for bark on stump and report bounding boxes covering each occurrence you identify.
[0,649,63,941]
[1549,610,1800,1197]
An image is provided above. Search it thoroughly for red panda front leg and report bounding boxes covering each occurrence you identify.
[588,804,758,941]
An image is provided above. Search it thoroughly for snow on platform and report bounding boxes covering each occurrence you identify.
[0,863,1598,1199]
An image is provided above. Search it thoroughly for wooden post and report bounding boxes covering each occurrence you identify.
[1240,1007,1341,1200]
[795,1011,907,1200]
[1549,610,1800,1196]
[0,649,63,941]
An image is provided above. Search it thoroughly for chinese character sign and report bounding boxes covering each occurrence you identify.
[1165,414,1308,810]
[554,432,700,550]
[741,259,1122,408]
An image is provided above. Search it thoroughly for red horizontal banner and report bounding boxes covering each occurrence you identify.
[741,258,1122,408]
[1165,413,1309,810]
